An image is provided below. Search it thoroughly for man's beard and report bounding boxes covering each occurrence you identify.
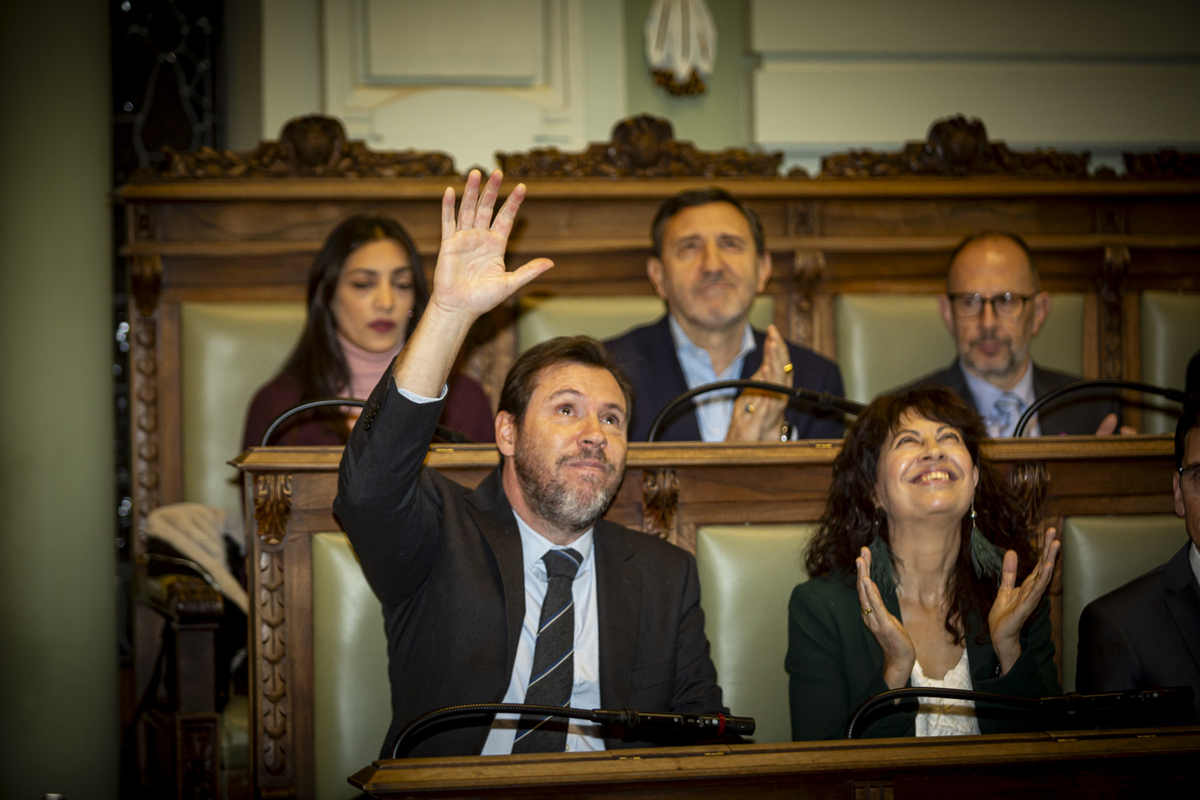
[963,333,1028,382]
[513,439,624,535]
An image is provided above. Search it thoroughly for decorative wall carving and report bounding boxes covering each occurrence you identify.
[497,115,783,178]
[789,248,825,350]
[819,116,1090,179]
[1099,246,1130,379]
[1009,461,1050,528]
[258,548,290,782]
[178,714,220,799]
[1123,149,1200,179]
[641,468,680,540]
[254,474,293,547]
[130,255,163,547]
[155,115,456,179]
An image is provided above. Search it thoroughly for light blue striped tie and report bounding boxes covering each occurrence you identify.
[989,391,1025,438]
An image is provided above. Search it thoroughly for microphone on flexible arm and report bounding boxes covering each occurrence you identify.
[388,703,755,758]
[646,379,865,442]
[1012,379,1189,438]
[844,686,1195,739]
[260,398,474,447]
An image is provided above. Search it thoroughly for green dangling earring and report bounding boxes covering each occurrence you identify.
[968,502,1005,580]
[868,509,896,595]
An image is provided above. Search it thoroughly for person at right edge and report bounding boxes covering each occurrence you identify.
[1076,396,1200,724]
[906,232,1132,437]
[787,385,1061,740]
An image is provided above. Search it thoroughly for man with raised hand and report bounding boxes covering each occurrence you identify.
[335,170,728,758]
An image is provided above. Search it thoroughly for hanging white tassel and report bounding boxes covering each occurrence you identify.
[644,0,717,96]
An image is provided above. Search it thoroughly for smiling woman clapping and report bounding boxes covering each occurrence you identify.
[787,385,1061,740]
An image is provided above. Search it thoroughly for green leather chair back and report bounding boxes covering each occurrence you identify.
[311,533,391,800]
[179,302,306,517]
[695,523,818,744]
[835,293,1085,404]
[516,295,775,353]
[1140,291,1200,434]
[1060,514,1188,692]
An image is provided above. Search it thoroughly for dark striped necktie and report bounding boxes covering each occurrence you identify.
[511,547,582,753]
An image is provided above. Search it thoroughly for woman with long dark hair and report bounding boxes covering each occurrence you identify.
[787,385,1059,740]
[243,215,494,448]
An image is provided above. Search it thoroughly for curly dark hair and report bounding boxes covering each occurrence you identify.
[283,215,428,400]
[805,384,1037,644]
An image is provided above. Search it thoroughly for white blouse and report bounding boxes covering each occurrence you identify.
[910,648,981,737]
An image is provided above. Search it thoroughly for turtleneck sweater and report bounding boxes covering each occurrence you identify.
[337,331,405,404]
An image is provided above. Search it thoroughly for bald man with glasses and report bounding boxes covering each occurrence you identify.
[906,232,1128,437]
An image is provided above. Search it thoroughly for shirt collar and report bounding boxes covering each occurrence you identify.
[512,509,594,577]
[961,359,1036,410]
[667,314,756,379]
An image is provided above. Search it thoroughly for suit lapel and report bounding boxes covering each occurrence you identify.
[1163,544,1200,675]
[595,522,642,707]
[464,468,527,678]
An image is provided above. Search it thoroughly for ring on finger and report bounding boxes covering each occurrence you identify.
[745,403,755,414]
[783,363,793,373]
[862,607,872,615]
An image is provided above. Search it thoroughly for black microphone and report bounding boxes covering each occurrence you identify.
[389,703,755,757]
[646,379,864,442]
[1013,378,1188,437]
[260,398,474,446]
[844,686,1194,739]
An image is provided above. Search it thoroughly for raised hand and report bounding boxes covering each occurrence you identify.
[725,324,794,442]
[428,169,554,321]
[393,169,553,397]
[857,546,916,690]
[987,527,1059,674]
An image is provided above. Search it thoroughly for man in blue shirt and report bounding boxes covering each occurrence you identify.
[908,232,1125,437]
[605,188,845,442]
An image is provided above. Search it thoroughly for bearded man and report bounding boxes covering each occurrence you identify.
[907,232,1126,437]
[335,170,728,759]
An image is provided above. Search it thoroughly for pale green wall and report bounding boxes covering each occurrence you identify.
[624,0,751,148]
[0,1,118,797]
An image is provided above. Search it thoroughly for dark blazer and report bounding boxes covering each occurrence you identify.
[908,360,1119,436]
[604,316,845,442]
[333,370,727,758]
[787,573,1060,741]
[1077,542,1200,724]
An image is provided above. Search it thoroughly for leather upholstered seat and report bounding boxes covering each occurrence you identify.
[834,293,1085,404]
[1140,290,1200,434]
[516,295,775,353]
[311,533,391,800]
[180,302,306,517]
[1060,514,1189,692]
[695,523,818,744]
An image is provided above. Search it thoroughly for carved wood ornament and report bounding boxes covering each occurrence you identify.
[130,255,162,545]
[153,115,457,179]
[253,473,293,788]
[497,115,783,178]
[819,116,1091,179]
[1099,246,1130,379]
[641,468,680,540]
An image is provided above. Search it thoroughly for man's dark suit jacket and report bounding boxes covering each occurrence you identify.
[1077,541,1200,724]
[333,370,728,757]
[604,316,845,442]
[908,360,1118,436]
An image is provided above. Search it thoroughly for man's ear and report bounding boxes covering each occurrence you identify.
[495,411,517,458]
[755,251,773,293]
[937,293,955,335]
[646,257,668,300]
[1030,292,1052,336]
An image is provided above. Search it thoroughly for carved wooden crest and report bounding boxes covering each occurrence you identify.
[1123,149,1200,179]
[154,115,457,179]
[496,114,783,178]
[819,115,1090,179]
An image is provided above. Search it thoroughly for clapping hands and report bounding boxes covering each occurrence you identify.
[988,527,1059,673]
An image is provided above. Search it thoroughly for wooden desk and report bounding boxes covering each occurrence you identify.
[235,435,1176,798]
[350,727,1200,798]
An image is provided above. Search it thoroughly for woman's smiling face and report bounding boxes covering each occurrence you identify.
[874,410,979,525]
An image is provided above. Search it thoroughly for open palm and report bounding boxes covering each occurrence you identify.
[429,169,553,319]
[988,527,1059,670]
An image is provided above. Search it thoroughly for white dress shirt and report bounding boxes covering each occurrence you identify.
[480,513,604,754]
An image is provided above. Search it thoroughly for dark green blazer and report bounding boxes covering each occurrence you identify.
[787,573,1060,740]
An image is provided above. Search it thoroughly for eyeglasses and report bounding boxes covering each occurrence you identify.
[1179,465,1200,490]
[947,293,1034,320]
